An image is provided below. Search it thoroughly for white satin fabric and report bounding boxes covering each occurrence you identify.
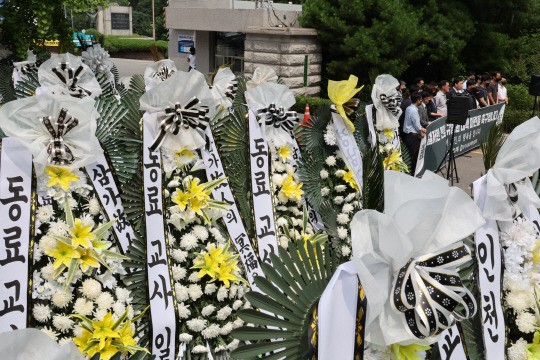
[246,66,278,90]
[371,74,401,130]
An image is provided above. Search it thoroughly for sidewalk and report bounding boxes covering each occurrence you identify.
[111,57,154,77]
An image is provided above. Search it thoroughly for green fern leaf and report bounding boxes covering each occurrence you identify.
[480,121,506,172]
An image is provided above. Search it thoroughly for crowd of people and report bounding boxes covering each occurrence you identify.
[398,71,510,170]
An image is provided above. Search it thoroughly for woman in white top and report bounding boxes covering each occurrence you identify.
[187,47,196,71]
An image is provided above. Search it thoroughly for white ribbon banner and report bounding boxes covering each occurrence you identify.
[248,110,278,265]
[0,138,34,333]
[365,104,377,147]
[143,115,177,360]
[437,326,468,360]
[332,112,363,192]
[85,152,136,255]
[201,127,264,289]
[473,175,505,360]
[522,197,540,233]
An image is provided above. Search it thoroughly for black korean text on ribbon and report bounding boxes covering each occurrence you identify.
[392,244,477,340]
[379,92,403,117]
[153,66,175,81]
[149,97,210,152]
[41,108,79,166]
[257,103,298,137]
[52,62,92,98]
[505,179,524,219]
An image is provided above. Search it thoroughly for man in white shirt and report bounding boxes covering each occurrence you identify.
[187,47,196,71]
[498,77,508,104]
[434,80,450,116]
[402,93,426,172]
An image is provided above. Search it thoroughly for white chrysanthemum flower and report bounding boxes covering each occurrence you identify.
[335,185,347,193]
[272,174,284,188]
[516,312,537,333]
[342,246,351,257]
[94,308,108,321]
[186,318,207,332]
[52,291,73,308]
[205,283,218,295]
[229,285,238,299]
[320,169,329,179]
[324,126,337,146]
[279,236,289,249]
[233,318,244,329]
[36,205,54,222]
[39,235,57,252]
[188,272,200,283]
[345,193,356,202]
[506,290,535,313]
[52,315,74,333]
[335,170,345,178]
[193,345,208,353]
[188,284,203,300]
[334,196,344,205]
[79,213,95,228]
[172,249,188,263]
[180,233,198,250]
[33,304,51,323]
[276,217,288,227]
[321,187,330,196]
[220,323,234,336]
[88,197,101,215]
[73,298,94,316]
[342,203,354,214]
[273,161,285,172]
[508,338,529,360]
[227,339,240,351]
[73,325,84,338]
[41,263,56,281]
[216,306,233,320]
[175,284,189,302]
[58,337,72,347]
[337,213,349,224]
[202,323,220,339]
[217,286,228,301]
[112,301,126,317]
[81,279,102,300]
[96,292,114,310]
[48,220,69,236]
[172,265,187,281]
[232,300,243,311]
[201,305,216,317]
[177,302,191,319]
[179,333,193,342]
[325,156,337,166]
[192,225,209,241]
[41,327,59,341]
[115,287,131,303]
[337,227,348,239]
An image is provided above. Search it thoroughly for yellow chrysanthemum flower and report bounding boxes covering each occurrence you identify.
[278,145,292,161]
[45,166,80,192]
[280,173,304,200]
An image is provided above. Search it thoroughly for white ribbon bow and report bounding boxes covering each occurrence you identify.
[210,67,237,109]
[482,116,540,222]
[246,66,279,90]
[0,94,102,175]
[144,59,177,90]
[371,74,402,131]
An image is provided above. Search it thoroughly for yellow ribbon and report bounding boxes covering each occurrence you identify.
[328,75,364,131]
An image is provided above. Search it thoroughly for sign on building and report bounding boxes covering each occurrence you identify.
[111,13,130,30]
[178,35,194,53]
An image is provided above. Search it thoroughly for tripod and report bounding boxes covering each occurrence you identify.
[437,123,459,185]
[533,96,538,118]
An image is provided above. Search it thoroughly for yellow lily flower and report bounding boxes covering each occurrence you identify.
[216,262,239,288]
[45,166,80,192]
[92,237,111,255]
[45,241,80,269]
[70,219,95,248]
[383,128,395,140]
[92,312,120,350]
[189,197,207,215]
[171,189,192,211]
[195,252,220,279]
[532,239,540,264]
[280,173,304,200]
[328,75,363,131]
[96,338,119,360]
[278,145,292,161]
[77,247,99,272]
[175,148,195,159]
[527,332,540,359]
[391,343,431,360]
[73,329,93,350]
[188,178,210,201]
[118,321,137,348]
[343,169,359,191]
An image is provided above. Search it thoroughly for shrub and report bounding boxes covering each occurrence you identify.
[506,83,534,111]
[291,96,333,113]
[103,36,168,54]
[85,29,104,46]
[502,108,533,133]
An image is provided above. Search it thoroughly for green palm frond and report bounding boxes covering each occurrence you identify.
[480,122,506,172]
[14,71,39,98]
[0,63,16,104]
[121,171,144,233]
[352,102,371,154]
[233,76,248,110]
[128,74,146,96]
[97,72,115,98]
[297,155,325,211]
[111,64,120,85]
[362,143,384,212]
[212,104,254,238]
[400,139,413,175]
[231,241,339,359]
[532,170,540,195]
[295,105,332,156]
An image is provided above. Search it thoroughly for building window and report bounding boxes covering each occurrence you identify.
[215,32,245,74]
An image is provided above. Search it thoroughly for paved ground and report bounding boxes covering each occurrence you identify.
[436,149,486,195]
[111,57,154,78]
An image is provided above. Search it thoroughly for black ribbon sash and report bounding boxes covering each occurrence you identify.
[149,97,210,152]
[257,103,298,137]
[19,62,39,75]
[392,244,477,340]
[505,179,526,219]
[41,108,79,165]
[224,80,238,102]
[153,65,175,81]
[51,62,92,98]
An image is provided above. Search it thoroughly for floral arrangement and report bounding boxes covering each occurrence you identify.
[502,218,540,360]
[31,167,142,359]
[162,151,250,357]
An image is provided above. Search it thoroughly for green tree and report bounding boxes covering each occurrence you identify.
[300,0,425,84]
[0,0,109,61]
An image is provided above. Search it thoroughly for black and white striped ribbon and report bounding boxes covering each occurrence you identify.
[392,243,477,340]
[257,103,298,136]
[51,62,92,98]
[41,108,79,166]
[224,80,238,101]
[149,97,209,151]
[153,65,175,81]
